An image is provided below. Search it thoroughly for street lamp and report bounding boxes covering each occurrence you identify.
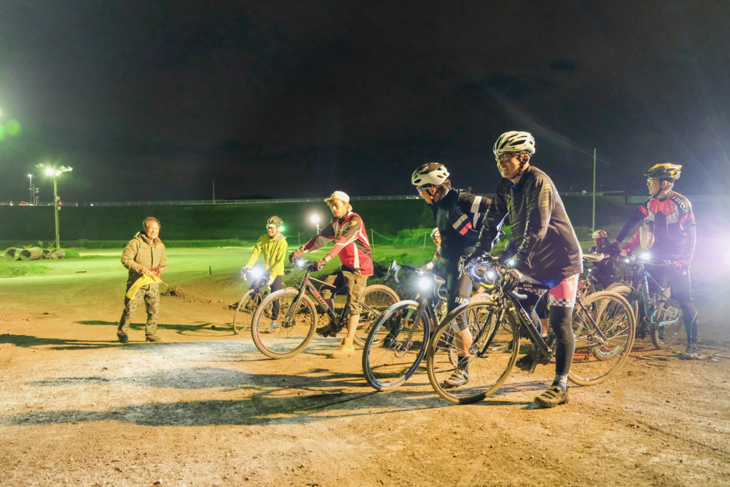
[28,174,33,204]
[38,164,73,249]
[310,214,321,234]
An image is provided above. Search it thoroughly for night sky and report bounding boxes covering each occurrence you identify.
[0,1,729,203]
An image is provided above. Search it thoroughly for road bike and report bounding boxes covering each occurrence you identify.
[250,260,399,359]
[426,256,636,404]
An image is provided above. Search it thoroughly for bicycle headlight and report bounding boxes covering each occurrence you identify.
[296,259,306,268]
[506,259,515,267]
[417,276,432,290]
[641,252,651,261]
[625,258,631,263]
[250,268,263,279]
[486,270,496,280]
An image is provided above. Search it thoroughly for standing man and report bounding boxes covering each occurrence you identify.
[470,131,583,408]
[612,163,698,358]
[289,191,373,358]
[411,163,490,388]
[117,217,167,343]
[241,216,288,332]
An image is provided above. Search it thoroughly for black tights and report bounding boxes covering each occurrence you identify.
[550,306,575,376]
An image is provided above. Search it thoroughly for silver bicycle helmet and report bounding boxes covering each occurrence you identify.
[412,163,450,188]
[493,131,536,156]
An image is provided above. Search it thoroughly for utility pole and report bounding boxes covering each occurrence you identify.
[52,175,60,249]
[28,174,34,204]
[212,179,216,204]
[592,148,597,234]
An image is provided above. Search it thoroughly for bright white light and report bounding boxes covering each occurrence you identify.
[625,258,631,263]
[279,225,285,231]
[588,268,592,273]
[507,259,515,267]
[310,214,320,224]
[641,252,651,260]
[45,167,54,176]
[417,277,431,290]
[486,271,496,280]
[27,174,32,178]
[296,259,306,267]
[249,268,263,279]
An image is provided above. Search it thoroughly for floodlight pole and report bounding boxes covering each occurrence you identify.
[52,175,60,249]
[592,148,597,234]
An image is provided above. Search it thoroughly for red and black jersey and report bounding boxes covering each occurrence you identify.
[302,212,373,276]
[616,192,696,262]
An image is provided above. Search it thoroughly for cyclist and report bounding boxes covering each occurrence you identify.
[468,131,583,408]
[612,163,699,358]
[241,216,288,331]
[289,191,373,358]
[587,230,616,290]
[411,163,490,387]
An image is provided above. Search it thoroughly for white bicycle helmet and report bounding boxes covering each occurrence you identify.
[411,163,450,188]
[430,228,440,240]
[493,131,536,156]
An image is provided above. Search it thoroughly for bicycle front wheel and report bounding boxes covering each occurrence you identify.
[569,291,635,386]
[355,284,400,347]
[232,290,257,334]
[426,300,519,404]
[362,300,428,391]
[650,297,683,350]
[251,289,318,359]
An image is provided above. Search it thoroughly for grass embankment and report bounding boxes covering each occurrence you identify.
[0,195,632,241]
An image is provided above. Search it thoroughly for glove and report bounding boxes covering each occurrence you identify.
[501,269,523,292]
[289,248,303,263]
[417,262,434,273]
[671,260,688,272]
[240,267,249,280]
[267,276,275,286]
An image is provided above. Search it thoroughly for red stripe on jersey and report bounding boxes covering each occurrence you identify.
[459,221,473,235]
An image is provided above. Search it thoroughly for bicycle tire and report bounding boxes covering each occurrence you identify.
[251,289,318,359]
[362,300,428,391]
[649,297,683,350]
[354,284,400,347]
[569,290,635,386]
[604,284,639,322]
[426,300,519,404]
[232,290,256,334]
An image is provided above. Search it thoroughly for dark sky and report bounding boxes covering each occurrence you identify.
[0,1,729,203]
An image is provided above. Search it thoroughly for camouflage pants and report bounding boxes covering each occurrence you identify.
[118,284,160,338]
[321,269,367,316]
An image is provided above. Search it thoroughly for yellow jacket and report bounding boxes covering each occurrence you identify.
[245,234,287,278]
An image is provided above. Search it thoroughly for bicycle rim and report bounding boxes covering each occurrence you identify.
[650,298,683,349]
[355,285,400,347]
[427,300,519,404]
[232,291,255,334]
[362,300,428,391]
[251,289,317,359]
[569,291,635,386]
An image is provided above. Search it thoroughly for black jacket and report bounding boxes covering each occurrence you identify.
[429,188,490,259]
[476,166,582,279]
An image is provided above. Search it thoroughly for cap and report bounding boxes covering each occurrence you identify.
[324,191,350,204]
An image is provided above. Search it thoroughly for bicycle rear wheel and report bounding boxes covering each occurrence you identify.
[355,285,400,347]
[251,289,318,359]
[362,300,428,391]
[427,300,519,404]
[232,290,257,334]
[650,297,683,349]
[569,291,635,386]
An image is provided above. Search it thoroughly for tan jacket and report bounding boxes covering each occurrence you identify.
[121,232,167,285]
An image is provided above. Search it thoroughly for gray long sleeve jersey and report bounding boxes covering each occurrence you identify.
[475,166,582,280]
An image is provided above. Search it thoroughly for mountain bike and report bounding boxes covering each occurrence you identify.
[426,256,636,404]
[232,267,273,334]
[250,260,399,359]
[613,254,684,350]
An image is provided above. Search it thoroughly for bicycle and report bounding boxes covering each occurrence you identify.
[426,256,636,404]
[231,267,273,334]
[613,254,684,350]
[361,260,451,391]
[250,260,399,359]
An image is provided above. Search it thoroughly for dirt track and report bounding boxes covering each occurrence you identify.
[1,249,729,486]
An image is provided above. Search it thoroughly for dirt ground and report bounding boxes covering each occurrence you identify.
[1,248,729,486]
